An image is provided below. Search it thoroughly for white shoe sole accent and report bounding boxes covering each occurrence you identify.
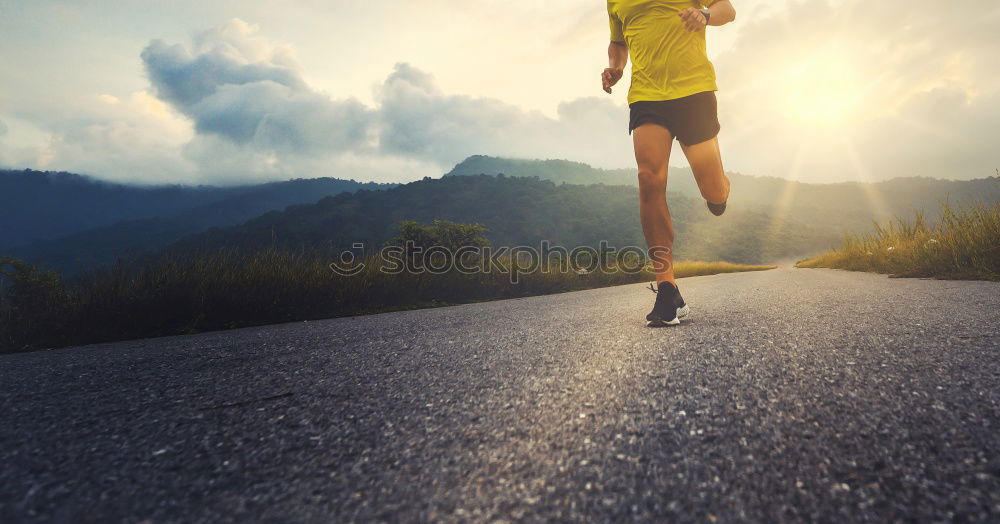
[677,304,690,319]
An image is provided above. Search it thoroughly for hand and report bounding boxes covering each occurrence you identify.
[602,67,624,94]
[679,7,707,32]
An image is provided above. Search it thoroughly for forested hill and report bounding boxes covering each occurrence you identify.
[169,174,836,265]
[8,158,997,274]
[0,169,392,249]
[446,155,1000,233]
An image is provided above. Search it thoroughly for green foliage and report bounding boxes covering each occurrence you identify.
[169,174,835,265]
[796,202,1000,280]
[0,257,74,351]
[0,223,776,352]
[387,220,491,251]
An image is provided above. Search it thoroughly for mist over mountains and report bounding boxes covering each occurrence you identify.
[448,156,1000,233]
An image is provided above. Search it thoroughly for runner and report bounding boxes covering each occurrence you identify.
[602,0,737,326]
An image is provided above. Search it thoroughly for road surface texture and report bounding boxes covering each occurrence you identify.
[1,267,998,522]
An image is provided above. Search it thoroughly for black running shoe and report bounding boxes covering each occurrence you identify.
[645,281,691,326]
[707,200,727,216]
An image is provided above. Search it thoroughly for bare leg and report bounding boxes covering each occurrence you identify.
[632,123,675,285]
[680,136,730,205]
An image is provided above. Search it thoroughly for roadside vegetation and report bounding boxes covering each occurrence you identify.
[796,202,1000,281]
[0,220,775,353]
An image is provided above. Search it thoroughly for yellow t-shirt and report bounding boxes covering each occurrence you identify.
[608,0,718,105]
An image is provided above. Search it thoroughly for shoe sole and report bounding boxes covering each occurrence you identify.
[646,305,690,327]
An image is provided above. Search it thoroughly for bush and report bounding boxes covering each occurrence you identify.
[0,257,75,351]
[0,220,776,353]
[796,202,1000,280]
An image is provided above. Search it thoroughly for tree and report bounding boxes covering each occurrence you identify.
[385,220,490,252]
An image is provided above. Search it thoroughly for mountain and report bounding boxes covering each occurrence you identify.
[446,155,1000,233]
[9,157,997,275]
[445,156,634,186]
[1,170,394,273]
[168,174,837,265]
[1,169,234,248]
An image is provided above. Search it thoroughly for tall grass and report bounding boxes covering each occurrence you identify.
[796,202,1000,280]
[0,250,774,353]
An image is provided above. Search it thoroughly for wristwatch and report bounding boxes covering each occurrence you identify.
[700,7,711,25]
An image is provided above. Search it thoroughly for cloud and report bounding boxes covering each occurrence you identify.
[714,0,1000,181]
[131,18,635,181]
[0,91,194,183]
[375,62,637,169]
[0,119,7,137]
[141,19,373,155]
[8,4,998,185]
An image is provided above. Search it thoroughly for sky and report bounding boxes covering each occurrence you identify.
[0,0,997,186]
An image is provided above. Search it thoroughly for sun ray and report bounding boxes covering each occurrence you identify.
[840,134,894,225]
[759,135,808,252]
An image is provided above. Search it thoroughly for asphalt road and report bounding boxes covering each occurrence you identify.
[2,267,999,522]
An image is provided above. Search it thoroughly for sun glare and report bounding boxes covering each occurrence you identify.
[779,48,862,126]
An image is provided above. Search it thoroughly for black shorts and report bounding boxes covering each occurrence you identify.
[628,91,720,146]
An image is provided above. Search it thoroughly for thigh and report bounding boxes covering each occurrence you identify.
[632,123,674,181]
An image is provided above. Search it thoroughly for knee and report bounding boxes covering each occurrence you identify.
[699,185,726,203]
[637,167,663,186]
[637,168,665,198]
[697,172,730,203]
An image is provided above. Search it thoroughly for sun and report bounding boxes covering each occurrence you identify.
[778,47,863,126]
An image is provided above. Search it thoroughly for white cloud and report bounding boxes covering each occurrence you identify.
[374,63,632,168]
[0,91,195,183]
[133,18,635,182]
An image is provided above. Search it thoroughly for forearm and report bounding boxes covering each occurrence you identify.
[706,0,736,26]
[608,41,628,70]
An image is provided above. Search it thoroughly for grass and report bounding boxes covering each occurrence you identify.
[673,260,776,278]
[796,202,1000,281]
[0,249,774,353]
